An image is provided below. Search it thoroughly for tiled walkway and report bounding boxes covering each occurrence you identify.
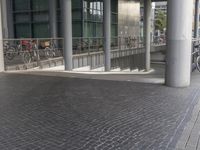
[0,69,199,150]
[176,94,200,150]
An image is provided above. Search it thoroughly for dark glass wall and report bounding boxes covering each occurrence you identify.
[13,0,50,38]
[83,0,118,38]
[12,0,139,39]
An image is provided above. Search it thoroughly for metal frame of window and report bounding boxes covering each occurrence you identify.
[12,0,118,38]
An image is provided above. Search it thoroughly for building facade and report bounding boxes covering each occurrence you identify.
[3,0,140,39]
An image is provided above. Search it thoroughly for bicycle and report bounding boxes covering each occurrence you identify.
[40,40,59,58]
[20,40,38,64]
[73,39,89,54]
[192,40,200,72]
[3,41,16,61]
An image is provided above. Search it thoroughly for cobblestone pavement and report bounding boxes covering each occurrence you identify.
[176,99,200,150]
[0,72,200,150]
[175,72,200,150]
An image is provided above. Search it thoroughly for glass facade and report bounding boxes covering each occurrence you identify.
[13,0,50,38]
[11,0,139,39]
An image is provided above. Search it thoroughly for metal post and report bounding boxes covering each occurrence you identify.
[62,0,73,71]
[144,0,151,71]
[194,0,200,38]
[49,0,58,38]
[166,0,193,87]
[0,0,4,72]
[103,0,111,71]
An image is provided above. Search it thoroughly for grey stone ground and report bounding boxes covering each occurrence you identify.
[0,64,200,150]
[175,71,200,150]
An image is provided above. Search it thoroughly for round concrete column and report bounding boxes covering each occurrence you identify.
[0,0,4,72]
[49,0,58,38]
[166,0,193,87]
[103,0,111,72]
[144,0,152,71]
[62,0,73,71]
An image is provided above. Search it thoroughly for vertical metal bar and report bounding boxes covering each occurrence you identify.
[88,38,92,70]
[36,39,40,67]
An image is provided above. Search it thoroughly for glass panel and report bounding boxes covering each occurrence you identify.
[33,12,49,22]
[72,22,82,37]
[112,13,118,24]
[32,0,49,10]
[111,24,118,37]
[84,22,95,37]
[14,0,30,11]
[96,23,103,37]
[15,13,30,23]
[72,10,82,20]
[15,24,31,38]
[111,0,118,12]
[33,23,50,38]
[72,0,82,8]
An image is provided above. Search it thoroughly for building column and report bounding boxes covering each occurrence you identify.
[166,0,193,87]
[103,0,111,72]
[194,0,200,38]
[0,0,5,72]
[49,0,58,38]
[1,0,14,38]
[62,0,73,71]
[144,0,152,71]
[7,0,14,38]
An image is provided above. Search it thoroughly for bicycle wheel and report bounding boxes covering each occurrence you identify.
[22,52,32,64]
[44,47,50,59]
[5,47,15,60]
[45,47,55,58]
[56,49,63,57]
[196,56,200,72]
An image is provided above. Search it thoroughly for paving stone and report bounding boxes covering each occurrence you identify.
[0,73,200,150]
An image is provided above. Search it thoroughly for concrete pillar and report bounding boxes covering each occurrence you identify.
[62,0,73,71]
[49,0,58,38]
[103,0,111,71]
[7,0,14,38]
[166,0,193,87]
[0,0,5,72]
[194,0,200,38]
[1,0,14,38]
[1,0,8,38]
[144,0,151,71]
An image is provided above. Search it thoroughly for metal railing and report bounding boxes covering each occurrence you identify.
[72,37,104,55]
[3,38,64,69]
[72,36,144,55]
[3,36,148,71]
[111,36,145,70]
[192,38,200,72]
[72,36,145,70]
[152,35,166,46]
